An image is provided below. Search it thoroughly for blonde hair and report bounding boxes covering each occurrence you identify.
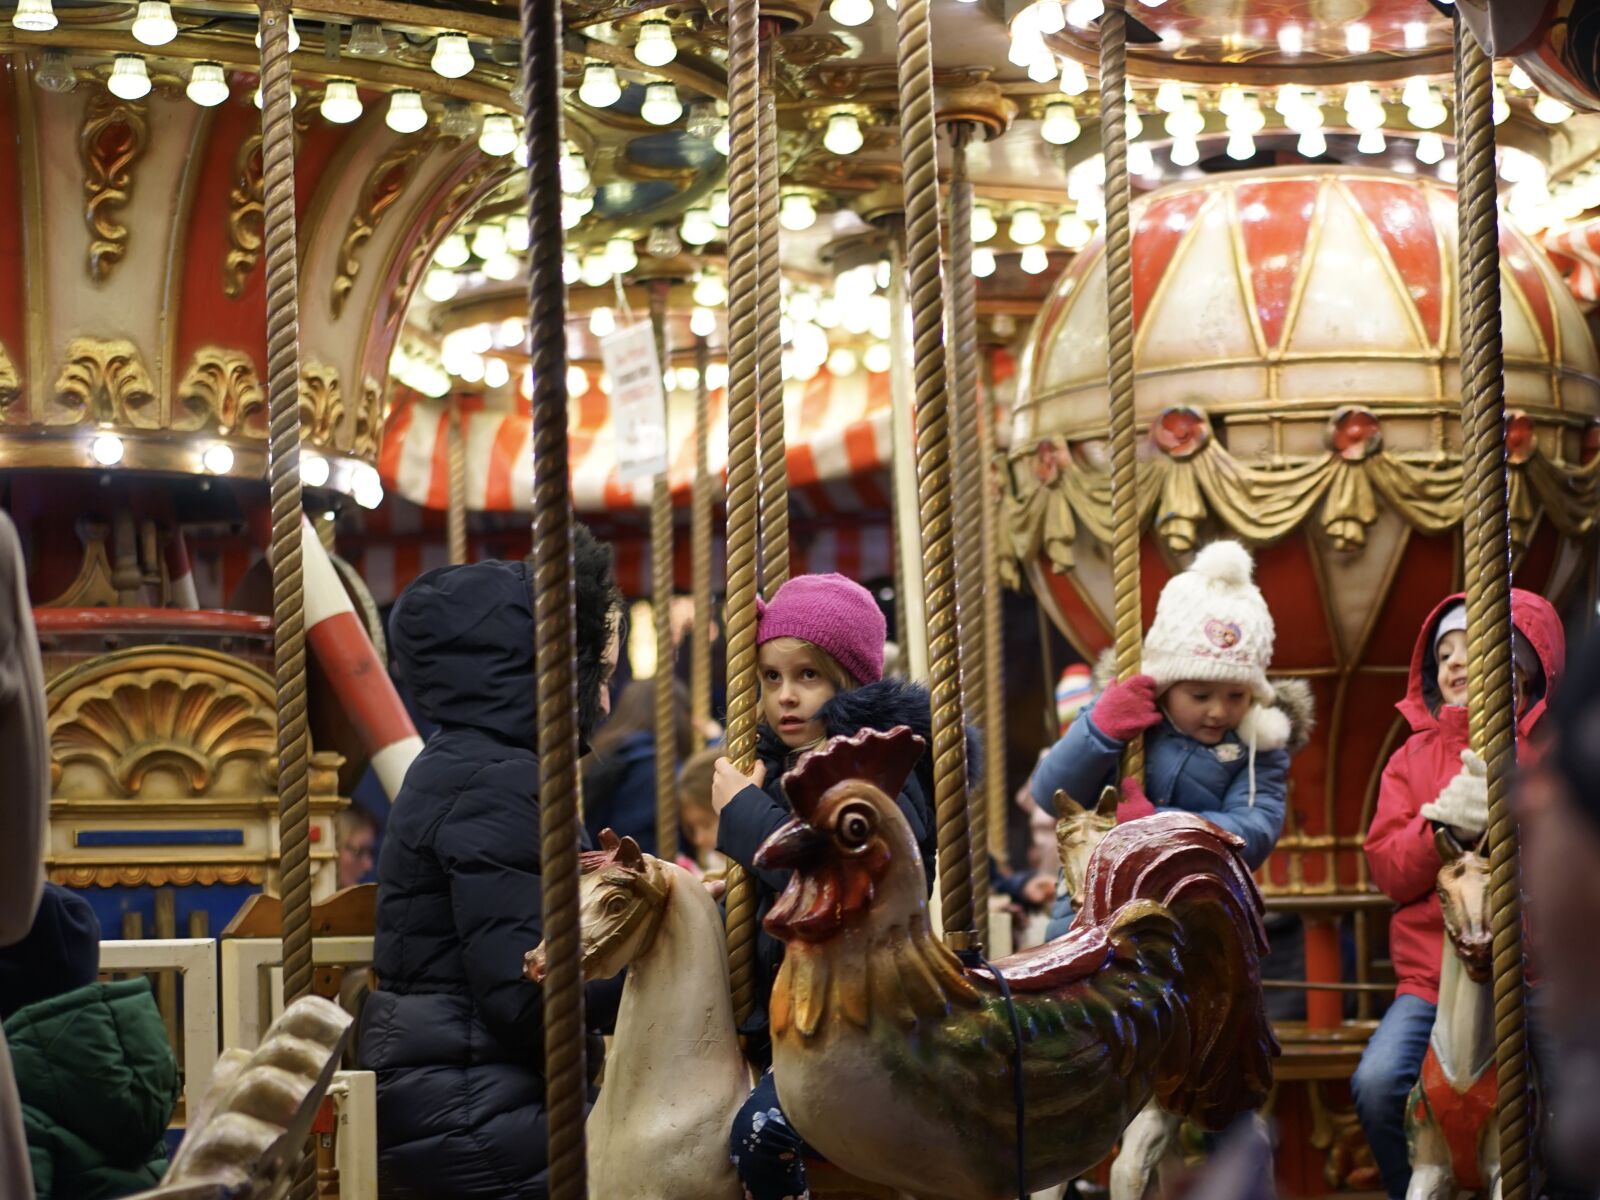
[758,637,859,755]
[677,746,722,815]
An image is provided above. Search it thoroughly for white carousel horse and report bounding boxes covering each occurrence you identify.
[1405,829,1502,1200]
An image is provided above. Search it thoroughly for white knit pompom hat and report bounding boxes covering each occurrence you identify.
[1142,540,1276,703]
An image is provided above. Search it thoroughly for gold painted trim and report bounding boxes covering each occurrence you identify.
[14,54,46,421]
[79,88,149,284]
[331,134,439,319]
[161,101,217,420]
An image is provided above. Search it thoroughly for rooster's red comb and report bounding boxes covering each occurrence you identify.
[781,725,926,822]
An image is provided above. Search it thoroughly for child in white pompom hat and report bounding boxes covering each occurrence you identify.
[1030,540,1312,933]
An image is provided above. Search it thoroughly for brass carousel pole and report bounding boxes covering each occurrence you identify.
[722,0,764,1026]
[757,29,789,593]
[978,349,1007,872]
[258,2,312,1193]
[1455,15,1530,1198]
[650,281,678,862]
[895,0,973,948]
[448,399,468,564]
[691,336,714,751]
[1098,1,1143,784]
[522,0,586,1192]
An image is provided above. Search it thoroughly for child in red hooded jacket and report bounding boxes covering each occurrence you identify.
[1353,588,1565,1200]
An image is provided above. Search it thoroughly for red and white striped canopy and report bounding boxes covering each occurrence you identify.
[1545,219,1600,309]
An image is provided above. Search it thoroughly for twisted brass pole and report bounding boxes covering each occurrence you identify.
[1099,1,1143,784]
[651,282,678,862]
[757,27,789,593]
[522,0,586,1193]
[947,121,988,944]
[896,0,972,948]
[978,350,1008,872]
[722,0,763,1025]
[1456,16,1529,1199]
[691,336,713,752]
[448,400,468,564]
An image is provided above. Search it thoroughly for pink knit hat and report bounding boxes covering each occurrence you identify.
[756,573,885,685]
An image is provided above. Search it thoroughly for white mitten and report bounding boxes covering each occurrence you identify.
[1420,749,1489,839]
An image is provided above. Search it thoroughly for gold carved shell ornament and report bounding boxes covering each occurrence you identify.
[297,362,346,450]
[0,340,20,416]
[46,337,158,428]
[175,347,266,437]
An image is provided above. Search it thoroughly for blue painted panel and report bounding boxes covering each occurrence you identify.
[592,180,678,218]
[627,132,719,172]
[74,882,262,942]
[76,829,246,847]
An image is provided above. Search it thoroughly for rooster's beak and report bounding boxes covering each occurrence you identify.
[755,819,829,871]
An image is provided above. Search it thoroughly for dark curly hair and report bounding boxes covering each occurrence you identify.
[527,521,624,744]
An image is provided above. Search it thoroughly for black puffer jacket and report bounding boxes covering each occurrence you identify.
[715,679,978,1065]
[359,559,611,1200]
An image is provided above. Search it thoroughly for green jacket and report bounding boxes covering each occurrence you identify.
[3,979,178,1200]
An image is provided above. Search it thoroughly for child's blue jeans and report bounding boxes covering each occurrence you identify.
[730,1069,811,1200]
[1351,992,1436,1199]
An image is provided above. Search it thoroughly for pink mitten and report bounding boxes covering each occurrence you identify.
[1115,776,1157,824]
[1091,674,1162,742]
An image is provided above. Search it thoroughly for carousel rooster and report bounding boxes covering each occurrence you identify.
[757,726,1278,1200]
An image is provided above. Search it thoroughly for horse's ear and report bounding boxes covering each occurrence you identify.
[1435,826,1466,864]
[1094,786,1119,820]
[1054,789,1086,818]
[599,829,620,851]
[616,836,644,869]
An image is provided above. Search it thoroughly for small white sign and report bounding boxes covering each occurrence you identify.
[601,322,669,483]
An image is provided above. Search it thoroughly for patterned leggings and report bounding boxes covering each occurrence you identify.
[729,1070,810,1200]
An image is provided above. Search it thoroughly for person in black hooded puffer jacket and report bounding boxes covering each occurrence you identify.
[358,525,624,1200]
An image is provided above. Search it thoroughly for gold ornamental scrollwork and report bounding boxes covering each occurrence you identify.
[48,337,158,428]
[388,156,514,321]
[0,340,21,418]
[332,136,438,319]
[80,90,149,283]
[174,347,266,436]
[352,376,384,461]
[224,133,265,298]
[50,864,267,888]
[299,362,346,450]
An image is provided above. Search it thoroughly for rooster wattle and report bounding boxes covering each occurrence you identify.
[756,725,1278,1200]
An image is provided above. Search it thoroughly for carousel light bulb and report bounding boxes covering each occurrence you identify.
[681,208,716,246]
[482,253,518,281]
[1358,128,1386,154]
[1125,106,1142,138]
[1346,23,1371,53]
[1033,0,1065,33]
[253,83,299,109]
[301,452,330,487]
[1297,128,1327,158]
[1009,208,1046,245]
[1274,83,1304,115]
[431,33,474,78]
[789,290,819,322]
[320,79,363,124]
[12,0,56,32]
[1416,132,1445,165]
[779,192,817,231]
[563,252,580,284]
[634,20,677,67]
[646,222,681,258]
[434,234,470,268]
[690,306,717,337]
[471,224,506,259]
[433,100,477,141]
[1344,82,1373,115]
[971,246,996,277]
[829,0,873,26]
[484,358,510,389]
[824,112,863,155]
[1535,92,1574,123]
[713,125,730,155]
[1008,19,1041,67]
[566,365,590,396]
[1227,131,1256,160]
[1129,141,1157,176]
[1164,100,1204,139]
[711,189,730,227]
[1219,84,1246,115]
[1155,80,1184,113]
[1409,91,1448,130]
[254,17,300,52]
[640,82,682,126]
[606,236,637,274]
[686,100,721,141]
[560,147,589,194]
[703,361,727,390]
[828,347,859,376]
[353,465,384,510]
[1170,135,1199,166]
[1226,96,1264,135]
[347,21,387,56]
[35,48,76,93]
[579,64,621,108]
[1402,76,1430,109]
[386,90,427,133]
[1058,57,1088,96]
[1056,212,1092,249]
[1065,0,1103,28]
[589,307,616,337]
[1277,24,1303,54]
[1509,64,1534,91]
[90,434,123,466]
[1027,52,1057,84]
[423,268,460,302]
[186,62,229,107]
[693,273,726,306]
[478,113,517,155]
[971,204,998,243]
[580,252,612,287]
[108,55,151,101]
[1040,101,1080,145]
[1493,85,1510,124]
[1019,244,1049,275]
[505,218,530,252]
[864,342,892,373]
[131,2,177,46]
[203,443,235,475]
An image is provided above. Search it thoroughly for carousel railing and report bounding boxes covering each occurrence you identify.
[99,937,220,1125]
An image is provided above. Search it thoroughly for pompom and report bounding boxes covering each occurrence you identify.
[1191,540,1254,587]
[1238,703,1291,752]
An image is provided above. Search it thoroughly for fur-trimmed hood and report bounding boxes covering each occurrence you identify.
[1089,648,1314,755]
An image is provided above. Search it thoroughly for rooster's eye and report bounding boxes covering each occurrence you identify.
[836,805,873,848]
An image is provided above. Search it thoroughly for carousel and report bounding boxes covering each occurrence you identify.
[0,0,1595,1197]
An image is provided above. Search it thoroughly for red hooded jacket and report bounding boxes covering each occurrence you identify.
[1363,589,1565,1004]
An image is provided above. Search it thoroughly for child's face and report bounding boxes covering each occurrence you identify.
[760,641,839,749]
[680,804,717,856]
[1162,682,1252,745]
[1437,629,1470,708]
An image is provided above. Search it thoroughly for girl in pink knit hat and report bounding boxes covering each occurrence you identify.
[710,572,950,1200]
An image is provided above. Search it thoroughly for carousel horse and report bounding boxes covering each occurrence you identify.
[755,727,1276,1200]
[523,831,901,1200]
[1054,788,1183,1200]
[1405,829,1504,1200]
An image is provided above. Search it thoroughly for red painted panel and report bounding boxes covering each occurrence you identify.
[1039,558,1113,658]
[1513,520,1560,596]
[1363,531,1458,666]
[1234,178,1319,351]
[1132,189,1208,333]
[1346,179,1445,346]
[1255,534,1335,671]
[1500,226,1558,356]
[0,64,26,419]
[1139,538,1170,630]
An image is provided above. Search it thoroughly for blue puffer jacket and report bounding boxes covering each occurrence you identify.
[358,559,615,1200]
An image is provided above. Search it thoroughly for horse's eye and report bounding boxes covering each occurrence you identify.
[836,805,873,848]
[604,895,628,915]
